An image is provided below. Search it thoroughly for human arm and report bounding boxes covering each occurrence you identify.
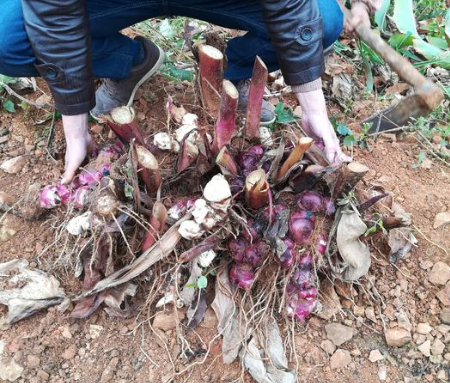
[346,0,384,31]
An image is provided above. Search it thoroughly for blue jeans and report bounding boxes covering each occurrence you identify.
[0,0,343,82]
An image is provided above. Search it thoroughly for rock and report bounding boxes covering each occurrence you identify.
[26,355,40,369]
[436,282,450,306]
[89,324,103,339]
[325,323,354,346]
[434,212,450,229]
[315,280,341,320]
[385,328,411,347]
[378,364,387,381]
[429,262,450,286]
[153,310,185,332]
[416,323,433,335]
[418,340,431,357]
[0,191,15,205]
[420,261,434,270]
[365,306,377,323]
[0,225,16,242]
[431,339,445,356]
[61,327,72,339]
[0,341,23,381]
[353,306,365,317]
[100,357,120,383]
[440,308,450,325]
[369,349,384,363]
[437,370,447,381]
[330,349,352,369]
[320,340,336,355]
[37,370,50,381]
[62,345,78,360]
[0,156,27,174]
[430,355,443,364]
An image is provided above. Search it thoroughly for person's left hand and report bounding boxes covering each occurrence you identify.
[345,2,371,32]
[296,89,351,164]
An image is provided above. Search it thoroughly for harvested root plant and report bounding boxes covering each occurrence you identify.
[9,46,414,381]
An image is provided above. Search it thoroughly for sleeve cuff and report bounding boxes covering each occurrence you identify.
[291,78,322,94]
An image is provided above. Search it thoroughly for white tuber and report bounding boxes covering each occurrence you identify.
[66,212,92,235]
[259,126,274,147]
[178,220,204,240]
[153,132,180,152]
[203,174,231,211]
[198,250,217,268]
[181,113,198,126]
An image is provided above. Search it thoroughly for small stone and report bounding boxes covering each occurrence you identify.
[1,156,27,174]
[100,357,120,383]
[62,345,78,360]
[89,324,103,339]
[378,364,387,381]
[436,282,450,306]
[444,353,450,361]
[26,355,40,369]
[365,306,377,323]
[424,374,434,382]
[420,261,434,270]
[369,349,384,363]
[385,328,412,347]
[418,340,431,357]
[325,323,354,346]
[0,191,15,205]
[416,323,433,335]
[320,340,336,355]
[0,225,16,242]
[429,262,450,286]
[153,310,185,332]
[430,355,443,364]
[440,308,450,325]
[353,306,365,317]
[437,370,447,381]
[350,348,361,356]
[330,349,352,369]
[61,327,72,339]
[431,339,445,356]
[37,370,50,381]
[293,106,302,118]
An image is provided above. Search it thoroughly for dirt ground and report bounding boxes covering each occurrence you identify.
[0,65,450,383]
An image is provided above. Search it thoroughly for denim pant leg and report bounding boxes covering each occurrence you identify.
[0,0,165,79]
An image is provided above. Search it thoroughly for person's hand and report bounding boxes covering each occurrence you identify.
[345,2,371,32]
[61,113,94,184]
[296,89,351,164]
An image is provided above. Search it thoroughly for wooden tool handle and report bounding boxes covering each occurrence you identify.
[341,6,426,88]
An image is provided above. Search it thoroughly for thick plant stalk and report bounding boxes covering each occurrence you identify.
[177,139,199,173]
[245,169,270,209]
[142,202,168,251]
[198,45,224,116]
[330,162,369,199]
[212,80,239,154]
[107,106,145,145]
[244,56,268,139]
[135,145,162,194]
[216,147,238,177]
[277,137,314,181]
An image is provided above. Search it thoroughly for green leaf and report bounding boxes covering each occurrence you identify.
[445,8,450,39]
[413,39,450,69]
[361,52,374,93]
[159,19,175,39]
[124,183,134,199]
[336,123,352,136]
[360,42,384,64]
[375,0,391,32]
[197,276,208,289]
[2,99,15,113]
[0,75,16,85]
[389,33,414,50]
[412,151,426,168]
[274,102,296,124]
[343,135,356,147]
[426,36,448,50]
[392,0,420,38]
[163,63,194,82]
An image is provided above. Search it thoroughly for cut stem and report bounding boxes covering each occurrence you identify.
[107,106,145,145]
[245,169,270,209]
[142,201,168,251]
[244,56,268,139]
[277,137,314,181]
[198,45,224,117]
[216,146,238,177]
[212,80,239,154]
[135,145,162,194]
[330,162,369,199]
[177,139,199,173]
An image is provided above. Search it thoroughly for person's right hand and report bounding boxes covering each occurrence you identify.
[61,113,93,185]
[345,2,371,32]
